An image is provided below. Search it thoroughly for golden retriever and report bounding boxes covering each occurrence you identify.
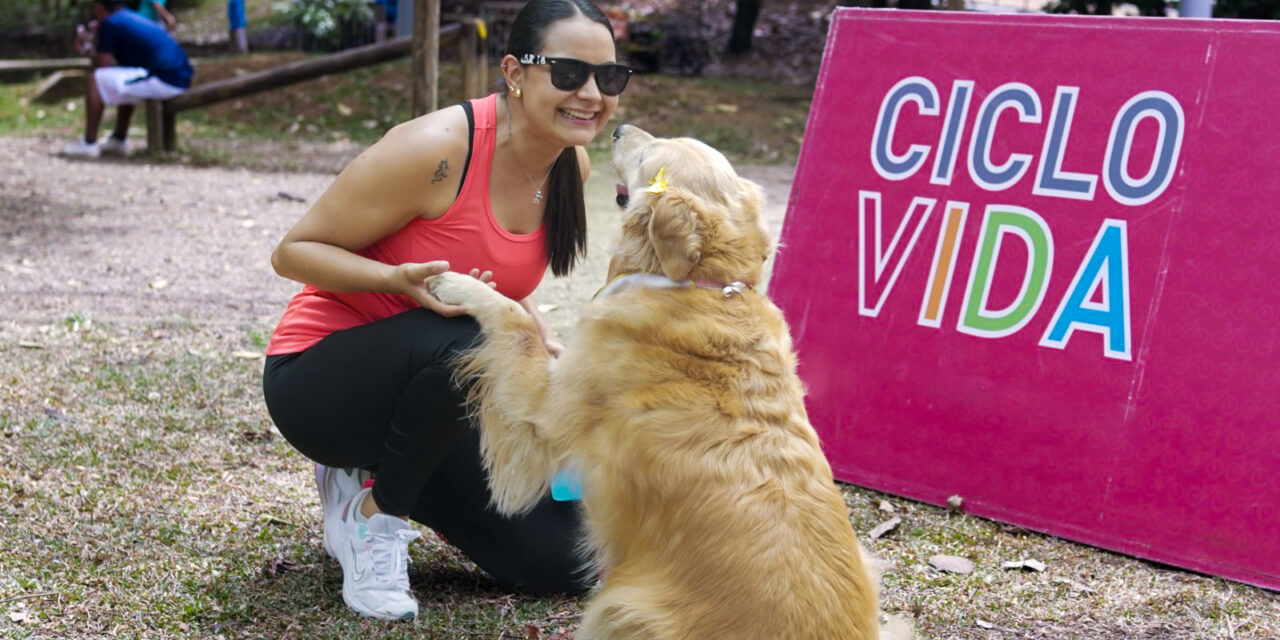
[428,125,901,640]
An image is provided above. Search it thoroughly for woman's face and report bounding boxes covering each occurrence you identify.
[515,15,621,149]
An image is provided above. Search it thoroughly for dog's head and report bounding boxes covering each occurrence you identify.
[609,125,772,287]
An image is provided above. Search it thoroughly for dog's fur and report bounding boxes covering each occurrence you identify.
[428,126,895,640]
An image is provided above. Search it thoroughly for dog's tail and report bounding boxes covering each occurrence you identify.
[453,331,561,516]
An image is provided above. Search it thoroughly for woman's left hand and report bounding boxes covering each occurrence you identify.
[542,333,565,358]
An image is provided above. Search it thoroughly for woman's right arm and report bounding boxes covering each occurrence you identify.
[271,109,472,315]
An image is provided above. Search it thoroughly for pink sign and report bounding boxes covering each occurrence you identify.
[772,9,1280,590]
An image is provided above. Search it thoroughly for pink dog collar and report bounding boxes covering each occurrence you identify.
[594,273,751,299]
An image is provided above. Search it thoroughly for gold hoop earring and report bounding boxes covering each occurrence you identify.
[512,87,522,98]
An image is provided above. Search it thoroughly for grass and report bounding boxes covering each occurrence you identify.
[3,317,1278,638]
[0,322,583,639]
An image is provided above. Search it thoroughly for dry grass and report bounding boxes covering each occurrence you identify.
[2,317,1277,638]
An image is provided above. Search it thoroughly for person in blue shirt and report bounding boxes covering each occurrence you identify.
[136,0,177,31]
[227,0,247,53]
[61,0,194,158]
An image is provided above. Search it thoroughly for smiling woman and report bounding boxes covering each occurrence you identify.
[259,0,628,622]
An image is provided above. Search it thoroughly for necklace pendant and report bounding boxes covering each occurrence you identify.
[533,189,543,204]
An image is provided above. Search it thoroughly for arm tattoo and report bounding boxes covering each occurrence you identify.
[431,159,449,183]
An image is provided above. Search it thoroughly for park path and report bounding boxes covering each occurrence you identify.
[0,135,795,339]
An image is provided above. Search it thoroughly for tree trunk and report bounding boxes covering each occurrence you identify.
[412,0,440,117]
[727,0,763,55]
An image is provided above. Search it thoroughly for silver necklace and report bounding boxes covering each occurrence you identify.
[506,103,554,204]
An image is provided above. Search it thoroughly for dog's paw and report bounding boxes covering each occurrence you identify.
[426,271,491,306]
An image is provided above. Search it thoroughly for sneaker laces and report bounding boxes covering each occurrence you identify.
[370,528,421,590]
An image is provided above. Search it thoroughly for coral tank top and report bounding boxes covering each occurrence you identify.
[266,94,548,355]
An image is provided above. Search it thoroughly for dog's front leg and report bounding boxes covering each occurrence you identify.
[427,272,560,515]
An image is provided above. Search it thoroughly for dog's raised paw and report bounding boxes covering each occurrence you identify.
[426,271,481,306]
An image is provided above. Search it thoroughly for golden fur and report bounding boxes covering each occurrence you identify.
[428,126,899,640]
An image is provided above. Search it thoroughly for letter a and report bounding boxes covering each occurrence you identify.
[1040,220,1132,361]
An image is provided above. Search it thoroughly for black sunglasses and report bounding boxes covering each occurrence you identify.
[517,54,634,96]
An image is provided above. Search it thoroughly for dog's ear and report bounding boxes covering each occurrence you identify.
[647,187,705,281]
[738,178,773,264]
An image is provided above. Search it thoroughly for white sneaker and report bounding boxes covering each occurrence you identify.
[99,136,129,156]
[316,464,374,559]
[328,487,421,620]
[60,138,100,158]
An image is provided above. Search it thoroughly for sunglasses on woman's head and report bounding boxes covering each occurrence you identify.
[517,54,634,96]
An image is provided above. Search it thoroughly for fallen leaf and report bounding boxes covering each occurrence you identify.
[929,554,974,574]
[525,624,542,640]
[7,610,29,623]
[1002,559,1047,572]
[262,515,294,527]
[976,619,994,629]
[240,429,274,442]
[868,516,901,540]
[1051,577,1098,593]
[264,555,298,577]
[946,494,964,511]
[43,407,78,424]
[878,500,896,513]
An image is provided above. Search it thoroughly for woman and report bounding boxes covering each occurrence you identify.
[262,0,632,620]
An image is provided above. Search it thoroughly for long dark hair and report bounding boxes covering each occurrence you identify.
[507,0,613,277]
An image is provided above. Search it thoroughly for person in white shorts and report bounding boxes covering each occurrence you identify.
[61,0,193,159]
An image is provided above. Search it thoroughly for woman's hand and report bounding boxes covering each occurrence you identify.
[466,268,496,289]
[517,296,564,358]
[542,332,565,358]
[393,261,467,316]
[395,262,498,317]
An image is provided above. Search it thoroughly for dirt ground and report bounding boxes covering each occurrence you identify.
[0,135,795,338]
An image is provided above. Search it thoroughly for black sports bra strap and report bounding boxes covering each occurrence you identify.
[457,101,475,197]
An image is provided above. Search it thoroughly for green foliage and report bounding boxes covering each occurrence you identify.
[1044,0,1170,15]
[0,0,82,34]
[272,0,373,49]
[1215,0,1280,17]
[0,82,82,135]
[1046,0,1280,16]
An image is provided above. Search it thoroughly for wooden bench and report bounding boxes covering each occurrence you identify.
[145,19,487,153]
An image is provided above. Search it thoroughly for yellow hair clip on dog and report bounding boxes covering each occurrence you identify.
[645,167,668,194]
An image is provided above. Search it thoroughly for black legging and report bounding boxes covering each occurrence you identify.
[263,307,590,595]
